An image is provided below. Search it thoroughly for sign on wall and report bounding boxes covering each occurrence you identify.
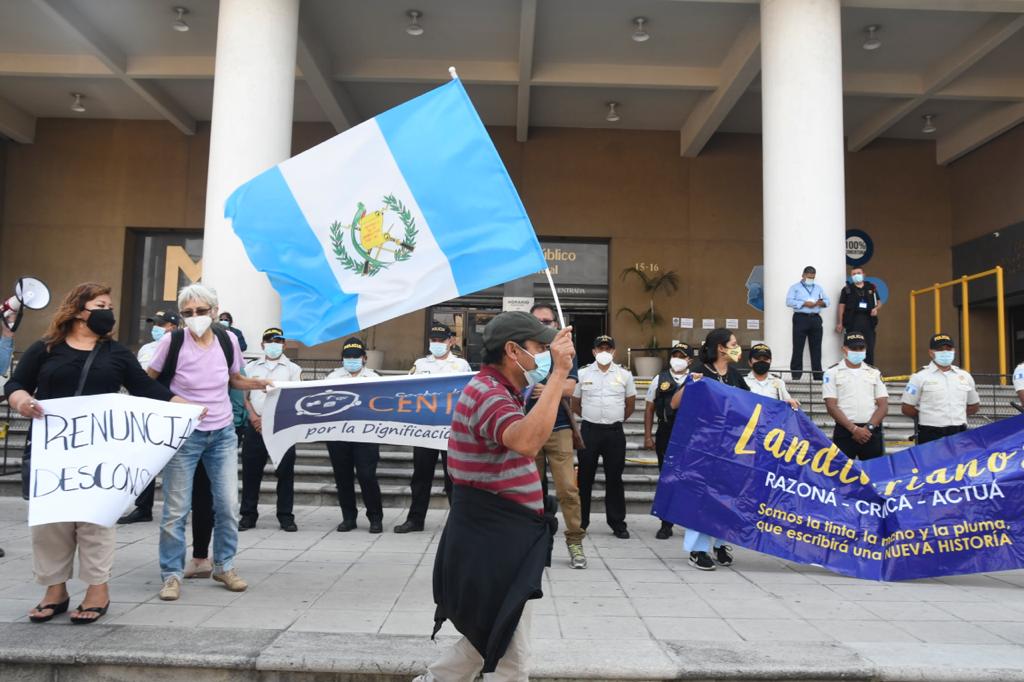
[846,229,874,267]
[125,229,203,349]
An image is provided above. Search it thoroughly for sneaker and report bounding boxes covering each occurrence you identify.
[212,569,248,592]
[184,558,213,579]
[713,545,734,566]
[117,508,153,525]
[689,551,716,571]
[568,544,587,569]
[159,576,181,601]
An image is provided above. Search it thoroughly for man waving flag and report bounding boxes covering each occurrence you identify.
[225,77,545,345]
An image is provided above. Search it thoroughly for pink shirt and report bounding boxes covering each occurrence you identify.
[148,330,243,431]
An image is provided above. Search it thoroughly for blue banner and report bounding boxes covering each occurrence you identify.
[261,373,473,466]
[652,378,1024,581]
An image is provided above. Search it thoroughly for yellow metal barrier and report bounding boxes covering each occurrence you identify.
[909,266,1006,384]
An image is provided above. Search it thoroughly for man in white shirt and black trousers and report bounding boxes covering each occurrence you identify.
[822,332,889,460]
[572,334,636,539]
[901,333,980,445]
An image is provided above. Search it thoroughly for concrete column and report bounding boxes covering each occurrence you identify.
[201,0,299,346]
[761,0,847,373]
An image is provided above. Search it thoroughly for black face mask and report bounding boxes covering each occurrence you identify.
[85,308,115,336]
[751,360,771,376]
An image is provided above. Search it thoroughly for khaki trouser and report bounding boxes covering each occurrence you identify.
[417,602,532,682]
[535,429,585,546]
[31,522,115,586]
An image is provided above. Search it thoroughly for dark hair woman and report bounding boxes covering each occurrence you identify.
[4,282,188,624]
[669,327,750,572]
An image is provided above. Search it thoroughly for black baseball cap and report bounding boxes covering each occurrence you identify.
[844,332,867,349]
[341,337,367,358]
[750,343,772,359]
[482,312,557,351]
[593,334,615,349]
[262,326,285,342]
[147,310,180,326]
[428,322,453,340]
[930,333,955,350]
[671,342,691,357]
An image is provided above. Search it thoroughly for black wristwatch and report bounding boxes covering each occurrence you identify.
[865,423,876,432]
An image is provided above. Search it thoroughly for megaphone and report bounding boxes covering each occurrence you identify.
[1,277,51,332]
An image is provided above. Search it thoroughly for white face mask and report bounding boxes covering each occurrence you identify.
[669,357,689,373]
[595,351,613,367]
[185,315,213,338]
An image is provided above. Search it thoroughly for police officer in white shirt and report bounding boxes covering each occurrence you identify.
[744,343,800,409]
[137,310,180,370]
[643,342,691,540]
[572,334,636,539]
[327,337,384,534]
[901,334,980,444]
[822,332,888,460]
[1013,361,1024,406]
[395,322,471,533]
[239,327,303,532]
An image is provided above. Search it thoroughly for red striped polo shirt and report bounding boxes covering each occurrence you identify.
[447,365,543,514]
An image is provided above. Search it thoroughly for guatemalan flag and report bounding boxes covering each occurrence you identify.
[225,78,545,346]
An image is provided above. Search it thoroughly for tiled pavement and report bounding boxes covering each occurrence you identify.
[2,497,1024,679]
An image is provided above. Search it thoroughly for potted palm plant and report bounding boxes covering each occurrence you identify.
[616,266,679,377]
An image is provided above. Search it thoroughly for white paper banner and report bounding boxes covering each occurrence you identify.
[29,394,203,527]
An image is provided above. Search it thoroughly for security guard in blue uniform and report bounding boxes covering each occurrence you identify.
[643,342,692,539]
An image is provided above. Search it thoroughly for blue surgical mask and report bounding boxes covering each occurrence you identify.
[151,326,166,342]
[264,342,283,359]
[429,342,448,358]
[847,350,866,365]
[851,273,864,284]
[343,358,364,373]
[517,348,551,386]
[219,319,230,328]
[934,350,955,367]
[803,278,815,286]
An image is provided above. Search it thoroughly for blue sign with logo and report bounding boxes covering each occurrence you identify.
[846,229,874,267]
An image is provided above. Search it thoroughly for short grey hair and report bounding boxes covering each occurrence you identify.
[177,283,218,310]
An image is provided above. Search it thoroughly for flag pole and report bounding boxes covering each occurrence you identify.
[544,267,566,329]
[448,66,459,80]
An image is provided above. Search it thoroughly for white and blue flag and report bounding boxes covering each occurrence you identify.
[225,79,545,346]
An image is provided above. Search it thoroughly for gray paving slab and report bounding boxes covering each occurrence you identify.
[2,497,1024,680]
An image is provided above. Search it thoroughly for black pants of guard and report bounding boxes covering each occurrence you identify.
[240,424,296,524]
[791,314,823,381]
[405,447,452,524]
[917,424,967,445]
[578,422,627,533]
[846,317,877,367]
[327,441,383,522]
[654,422,675,531]
[833,424,885,460]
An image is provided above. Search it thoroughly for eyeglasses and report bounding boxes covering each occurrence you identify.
[179,307,212,318]
[538,318,557,327]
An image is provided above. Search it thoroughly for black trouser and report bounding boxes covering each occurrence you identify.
[327,441,382,522]
[134,480,156,513]
[917,424,967,445]
[405,447,452,524]
[578,422,627,533]
[846,316,877,367]
[833,424,885,460]
[240,423,296,523]
[654,421,674,530]
[791,314,824,381]
[191,461,214,559]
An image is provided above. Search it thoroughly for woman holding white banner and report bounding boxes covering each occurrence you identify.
[5,282,192,624]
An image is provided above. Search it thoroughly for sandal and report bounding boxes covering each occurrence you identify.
[28,597,70,623]
[70,602,109,625]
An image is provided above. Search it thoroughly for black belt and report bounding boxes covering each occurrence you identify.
[583,422,624,430]
[795,313,820,318]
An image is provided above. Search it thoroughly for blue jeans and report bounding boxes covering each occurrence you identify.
[682,528,724,554]
[159,426,239,581]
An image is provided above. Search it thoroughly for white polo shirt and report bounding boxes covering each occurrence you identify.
[245,356,303,416]
[744,374,793,402]
[1013,363,1024,393]
[902,362,979,427]
[326,366,379,380]
[821,361,888,424]
[411,353,471,375]
[574,362,637,425]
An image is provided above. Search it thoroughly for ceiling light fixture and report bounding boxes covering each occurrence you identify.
[173,7,190,32]
[606,102,621,123]
[862,24,881,51]
[406,10,424,36]
[70,93,86,113]
[921,114,937,134]
[632,17,650,43]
